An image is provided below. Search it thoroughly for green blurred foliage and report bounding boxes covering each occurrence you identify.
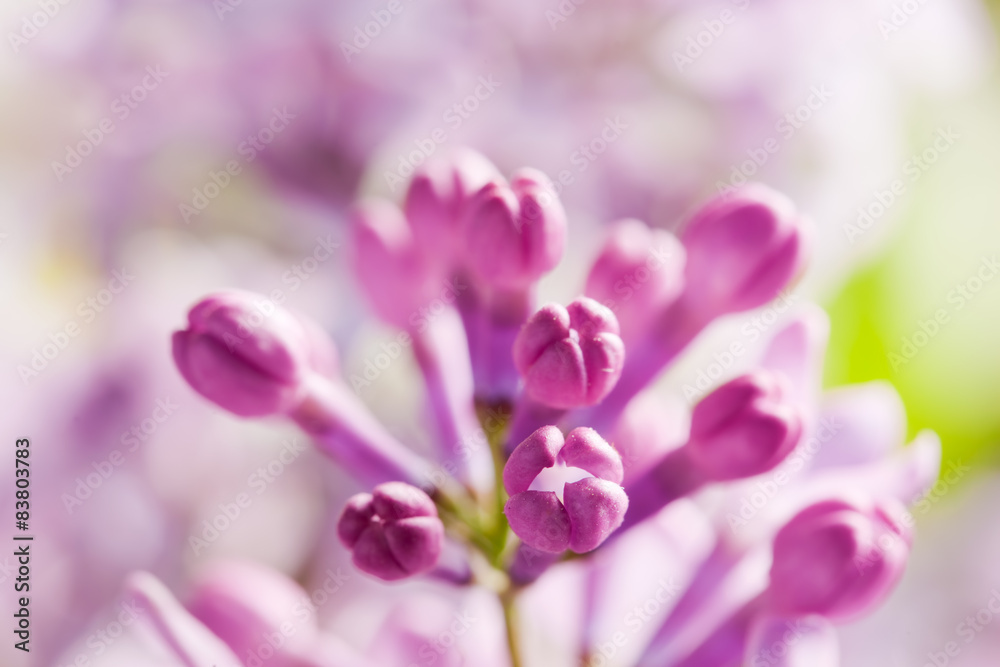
[824,50,1000,467]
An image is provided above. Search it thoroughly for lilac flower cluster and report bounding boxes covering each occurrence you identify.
[167,148,939,666]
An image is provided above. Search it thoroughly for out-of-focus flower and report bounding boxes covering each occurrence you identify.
[767,498,911,621]
[461,169,567,291]
[163,153,931,667]
[585,219,686,346]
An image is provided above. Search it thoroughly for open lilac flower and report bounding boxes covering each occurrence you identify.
[168,149,932,667]
[503,426,627,554]
[337,482,445,581]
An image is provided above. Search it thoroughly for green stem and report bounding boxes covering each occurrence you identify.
[500,587,524,667]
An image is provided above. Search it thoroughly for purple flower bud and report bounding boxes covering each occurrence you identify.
[172,290,325,417]
[513,298,625,409]
[404,147,502,263]
[461,169,566,289]
[687,372,803,481]
[768,498,911,621]
[681,184,808,319]
[338,482,444,582]
[351,199,442,329]
[503,426,627,554]
[584,218,685,344]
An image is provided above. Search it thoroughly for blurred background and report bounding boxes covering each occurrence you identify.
[2,0,1000,665]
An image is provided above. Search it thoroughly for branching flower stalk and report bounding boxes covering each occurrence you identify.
[169,147,940,666]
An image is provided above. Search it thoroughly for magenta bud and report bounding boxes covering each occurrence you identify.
[172,290,326,417]
[584,219,685,343]
[461,168,567,289]
[513,298,625,409]
[338,482,444,582]
[768,498,911,622]
[351,199,442,329]
[681,184,808,318]
[503,426,627,554]
[686,371,803,481]
[404,147,502,262]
